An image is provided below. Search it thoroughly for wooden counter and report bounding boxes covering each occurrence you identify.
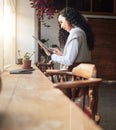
[0,65,102,130]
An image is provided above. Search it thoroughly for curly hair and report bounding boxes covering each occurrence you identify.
[58,28,69,48]
[58,7,94,50]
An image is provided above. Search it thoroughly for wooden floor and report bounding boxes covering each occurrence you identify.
[98,82,116,130]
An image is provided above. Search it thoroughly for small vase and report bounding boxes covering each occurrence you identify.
[17,58,23,64]
[22,59,31,69]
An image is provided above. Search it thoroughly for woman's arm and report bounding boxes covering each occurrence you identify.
[51,39,79,66]
[50,48,63,56]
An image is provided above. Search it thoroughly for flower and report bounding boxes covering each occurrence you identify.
[29,0,56,19]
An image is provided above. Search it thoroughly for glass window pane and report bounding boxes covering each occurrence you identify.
[93,0,114,12]
[68,0,90,11]
[54,0,66,10]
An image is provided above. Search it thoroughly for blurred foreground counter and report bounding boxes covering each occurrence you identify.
[0,65,103,130]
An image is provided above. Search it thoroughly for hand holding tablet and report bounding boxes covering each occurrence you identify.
[32,36,53,54]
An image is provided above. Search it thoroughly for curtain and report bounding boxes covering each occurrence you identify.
[0,0,16,72]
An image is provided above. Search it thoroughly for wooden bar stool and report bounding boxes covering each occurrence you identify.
[36,60,54,73]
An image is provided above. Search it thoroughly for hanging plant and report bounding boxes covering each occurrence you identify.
[29,0,56,19]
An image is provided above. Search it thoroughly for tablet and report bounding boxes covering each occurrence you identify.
[32,36,53,53]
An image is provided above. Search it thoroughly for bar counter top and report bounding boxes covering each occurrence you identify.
[0,65,102,130]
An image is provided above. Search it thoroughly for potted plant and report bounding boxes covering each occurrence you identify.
[22,51,35,69]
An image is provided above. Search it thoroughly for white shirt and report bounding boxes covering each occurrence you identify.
[51,27,91,70]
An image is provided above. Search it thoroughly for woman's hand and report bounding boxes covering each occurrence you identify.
[39,44,51,56]
[42,47,51,56]
[50,48,63,56]
[40,44,63,56]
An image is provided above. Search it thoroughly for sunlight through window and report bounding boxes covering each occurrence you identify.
[0,0,16,71]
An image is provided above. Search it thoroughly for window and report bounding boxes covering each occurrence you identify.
[0,0,16,72]
[54,0,66,10]
[68,0,90,11]
[93,0,114,12]
[54,0,116,15]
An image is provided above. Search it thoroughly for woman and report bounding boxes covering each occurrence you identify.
[41,7,94,71]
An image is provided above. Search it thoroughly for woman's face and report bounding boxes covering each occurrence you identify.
[58,15,72,32]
